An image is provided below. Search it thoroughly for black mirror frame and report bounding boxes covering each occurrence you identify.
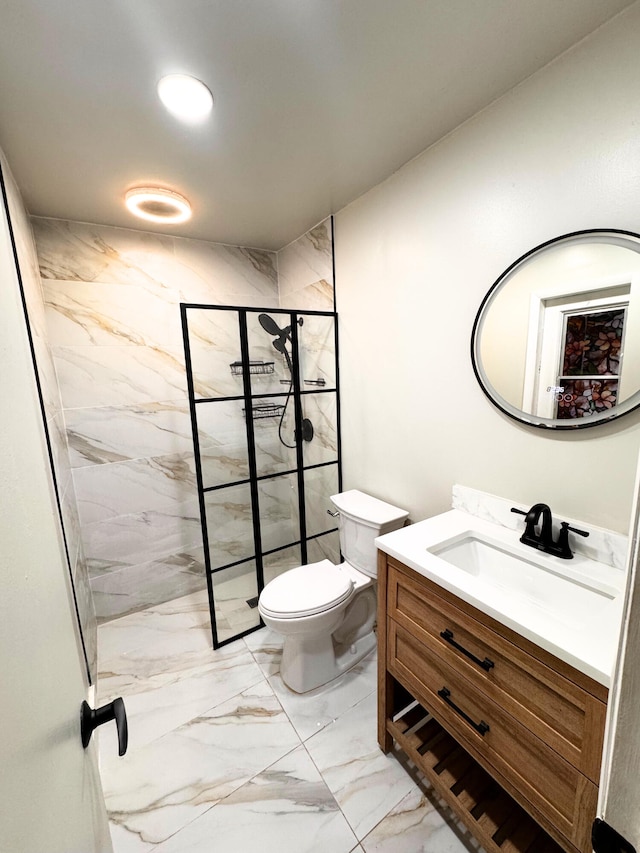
[471,228,640,430]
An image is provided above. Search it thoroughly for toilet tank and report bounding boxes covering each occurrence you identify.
[330,490,408,578]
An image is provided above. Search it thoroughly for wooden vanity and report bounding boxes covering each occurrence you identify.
[377,552,608,853]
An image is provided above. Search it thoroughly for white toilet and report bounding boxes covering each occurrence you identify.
[258,489,408,693]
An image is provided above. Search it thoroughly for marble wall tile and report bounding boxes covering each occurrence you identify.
[83,498,202,574]
[451,484,629,570]
[64,400,192,467]
[32,218,176,287]
[279,279,335,312]
[73,542,98,681]
[73,452,197,526]
[52,344,189,408]
[173,236,278,306]
[43,280,182,348]
[91,559,206,624]
[277,219,334,304]
[155,744,357,853]
[48,410,72,497]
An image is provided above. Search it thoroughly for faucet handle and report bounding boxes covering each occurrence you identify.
[562,522,589,538]
[510,507,527,517]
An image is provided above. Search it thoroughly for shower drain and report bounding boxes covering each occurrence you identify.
[246,596,259,609]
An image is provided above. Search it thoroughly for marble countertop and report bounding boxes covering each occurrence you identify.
[376,509,626,687]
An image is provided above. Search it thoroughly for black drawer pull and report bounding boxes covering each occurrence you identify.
[440,629,494,672]
[437,687,490,736]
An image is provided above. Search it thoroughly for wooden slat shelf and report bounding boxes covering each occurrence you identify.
[387,701,566,853]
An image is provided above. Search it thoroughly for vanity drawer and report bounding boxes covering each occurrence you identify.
[387,560,607,782]
[388,619,597,852]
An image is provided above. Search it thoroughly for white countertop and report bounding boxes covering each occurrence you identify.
[376,509,626,687]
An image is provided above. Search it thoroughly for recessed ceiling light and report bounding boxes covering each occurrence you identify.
[125,187,192,224]
[157,74,213,123]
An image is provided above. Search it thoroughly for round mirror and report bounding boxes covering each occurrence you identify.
[471,229,640,429]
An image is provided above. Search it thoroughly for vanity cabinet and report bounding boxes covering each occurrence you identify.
[378,553,608,853]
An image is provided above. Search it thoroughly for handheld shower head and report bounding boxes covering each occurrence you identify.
[258,313,284,337]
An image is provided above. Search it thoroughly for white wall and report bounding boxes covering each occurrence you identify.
[335,2,640,534]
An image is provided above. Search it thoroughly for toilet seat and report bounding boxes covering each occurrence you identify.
[259,560,354,619]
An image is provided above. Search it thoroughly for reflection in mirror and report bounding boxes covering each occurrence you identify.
[472,230,640,429]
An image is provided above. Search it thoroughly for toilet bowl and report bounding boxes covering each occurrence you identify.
[258,489,408,693]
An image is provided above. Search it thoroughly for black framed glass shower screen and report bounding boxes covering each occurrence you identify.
[181,304,342,648]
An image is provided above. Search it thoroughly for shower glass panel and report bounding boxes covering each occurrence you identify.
[212,560,261,645]
[188,308,242,399]
[298,313,337,391]
[307,532,341,565]
[197,399,249,488]
[263,544,302,585]
[251,394,297,478]
[204,483,255,571]
[304,463,340,539]
[258,473,300,552]
[181,303,341,648]
[302,393,338,467]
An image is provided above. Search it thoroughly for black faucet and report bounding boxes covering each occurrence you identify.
[511,504,589,559]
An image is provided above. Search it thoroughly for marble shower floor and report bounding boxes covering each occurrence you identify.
[97,588,483,853]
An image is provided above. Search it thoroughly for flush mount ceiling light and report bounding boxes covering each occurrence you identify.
[125,187,192,224]
[157,74,213,123]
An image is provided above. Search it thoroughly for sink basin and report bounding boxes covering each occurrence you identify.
[428,531,619,624]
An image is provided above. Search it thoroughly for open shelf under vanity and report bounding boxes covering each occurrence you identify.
[389,700,564,853]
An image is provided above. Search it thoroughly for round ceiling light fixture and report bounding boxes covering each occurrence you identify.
[125,187,192,224]
[157,74,213,123]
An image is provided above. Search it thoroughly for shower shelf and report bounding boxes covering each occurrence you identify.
[243,403,286,420]
[304,377,326,386]
[230,360,275,376]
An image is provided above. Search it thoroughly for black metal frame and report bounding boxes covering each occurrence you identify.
[181,302,342,649]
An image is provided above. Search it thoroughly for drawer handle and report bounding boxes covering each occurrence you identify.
[437,687,490,736]
[440,629,495,672]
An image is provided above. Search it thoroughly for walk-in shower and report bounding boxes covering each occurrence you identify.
[181,304,342,647]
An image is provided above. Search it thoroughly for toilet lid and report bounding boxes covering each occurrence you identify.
[259,560,354,618]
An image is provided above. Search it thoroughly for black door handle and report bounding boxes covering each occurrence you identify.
[81,697,128,756]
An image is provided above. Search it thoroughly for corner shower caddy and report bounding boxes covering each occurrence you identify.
[181,304,342,648]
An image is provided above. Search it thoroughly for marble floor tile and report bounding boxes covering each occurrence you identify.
[98,639,265,755]
[244,626,283,677]
[267,650,377,741]
[154,744,358,853]
[304,691,417,840]
[101,680,301,851]
[98,588,212,671]
[360,787,477,853]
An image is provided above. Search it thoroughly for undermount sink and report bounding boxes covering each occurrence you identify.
[427,530,619,623]
[376,507,626,685]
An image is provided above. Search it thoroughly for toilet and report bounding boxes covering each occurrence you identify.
[258,489,408,693]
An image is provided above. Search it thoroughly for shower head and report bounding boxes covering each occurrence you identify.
[258,313,286,338]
